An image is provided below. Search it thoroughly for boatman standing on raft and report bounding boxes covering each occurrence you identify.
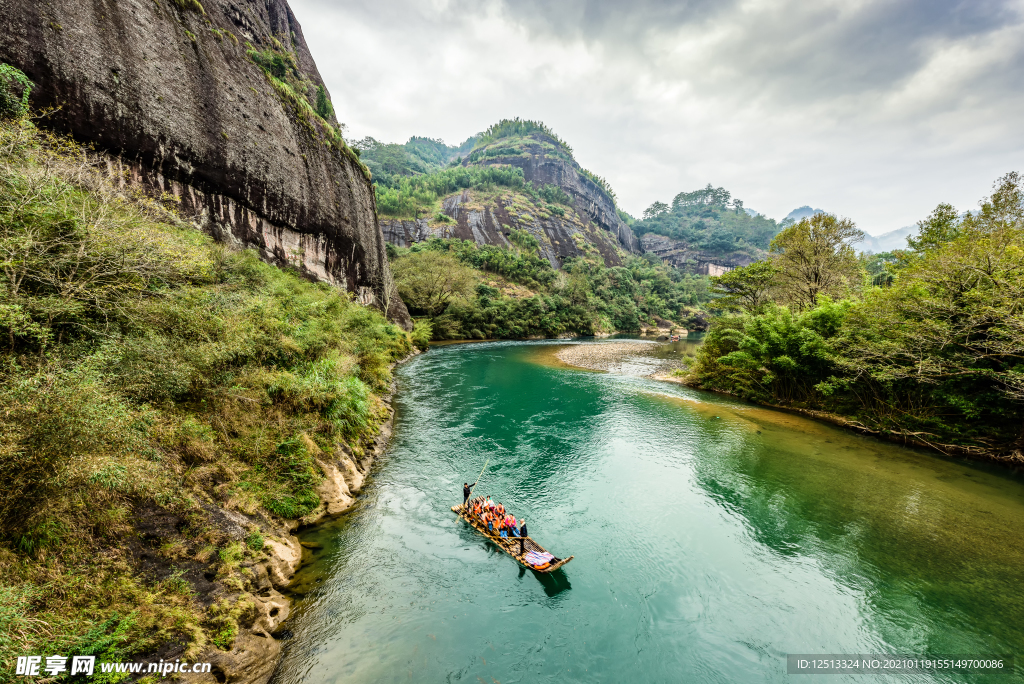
[463,481,477,506]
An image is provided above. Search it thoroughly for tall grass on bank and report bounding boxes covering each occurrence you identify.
[0,111,411,672]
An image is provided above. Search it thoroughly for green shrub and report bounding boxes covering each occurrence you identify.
[314,85,334,120]
[411,319,432,350]
[171,0,205,13]
[0,64,32,119]
[248,48,296,80]
[245,530,264,552]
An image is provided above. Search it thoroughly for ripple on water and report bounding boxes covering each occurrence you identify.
[272,341,1024,684]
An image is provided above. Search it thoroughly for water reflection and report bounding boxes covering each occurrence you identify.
[272,341,1024,684]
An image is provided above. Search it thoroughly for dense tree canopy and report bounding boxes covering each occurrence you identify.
[769,213,864,310]
[690,172,1024,460]
[633,184,782,258]
[390,238,712,339]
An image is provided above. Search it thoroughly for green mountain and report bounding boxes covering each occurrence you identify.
[354,135,476,182]
[368,118,639,267]
[633,184,784,268]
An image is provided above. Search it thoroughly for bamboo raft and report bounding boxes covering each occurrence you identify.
[451,503,574,573]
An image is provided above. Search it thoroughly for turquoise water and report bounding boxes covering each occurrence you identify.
[272,341,1024,683]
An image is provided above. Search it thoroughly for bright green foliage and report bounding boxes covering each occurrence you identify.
[538,184,572,206]
[375,166,527,218]
[694,299,851,405]
[769,213,864,310]
[907,203,963,252]
[170,0,205,14]
[245,530,264,552]
[691,172,1024,457]
[506,227,540,253]
[710,260,781,311]
[634,184,781,258]
[0,117,410,667]
[474,118,573,155]
[0,64,33,119]
[248,47,297,80]
[392,239,712,339]
[410,319,433,350]
[314,85,334,120]
[860,250,903,287]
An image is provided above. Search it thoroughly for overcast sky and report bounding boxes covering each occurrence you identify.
[291,0,1024,235]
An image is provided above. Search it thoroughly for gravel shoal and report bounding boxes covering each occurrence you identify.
[555,342,668,374]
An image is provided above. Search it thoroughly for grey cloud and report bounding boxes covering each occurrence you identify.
[290,0,1024,231]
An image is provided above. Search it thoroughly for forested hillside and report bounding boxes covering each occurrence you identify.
[689,174,1024,462]
[0,105,418,672]
[633,184,783,261]
[353,135,476,186]
[389,237,712,339]
[368,118,638,265]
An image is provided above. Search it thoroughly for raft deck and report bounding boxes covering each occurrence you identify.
[451,504,574,573]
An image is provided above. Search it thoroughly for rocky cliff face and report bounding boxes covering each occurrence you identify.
[382,189,629,268]
[0,0,410,327]
[472,135,638,254]
[381,133,638,267]
[639,233,759,274]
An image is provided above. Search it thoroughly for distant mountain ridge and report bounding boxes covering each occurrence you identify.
[855,225,915,253]
[784,206,826,222]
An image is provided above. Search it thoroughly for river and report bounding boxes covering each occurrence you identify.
[272,341,1024,683]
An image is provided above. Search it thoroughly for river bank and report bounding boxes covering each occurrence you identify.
[550,340,1024,468]
[179,350,419,684]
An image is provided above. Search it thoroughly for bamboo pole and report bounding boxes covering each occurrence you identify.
[468,456,489,498]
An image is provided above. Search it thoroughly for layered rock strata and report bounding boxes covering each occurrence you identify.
[380,134,638,267]
[0,0,410,326]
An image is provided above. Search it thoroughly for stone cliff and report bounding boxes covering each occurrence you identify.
[381,132,638,267]
[0,0,410,326]
[639,233,759,275]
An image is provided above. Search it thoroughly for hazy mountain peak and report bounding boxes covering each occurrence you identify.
[784,206,826,222]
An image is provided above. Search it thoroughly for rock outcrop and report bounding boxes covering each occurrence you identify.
[382,190,629,268]
[380,133,638,267]
[639,233,758,274]
[0,0,410,327]
[471,136,638,254]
